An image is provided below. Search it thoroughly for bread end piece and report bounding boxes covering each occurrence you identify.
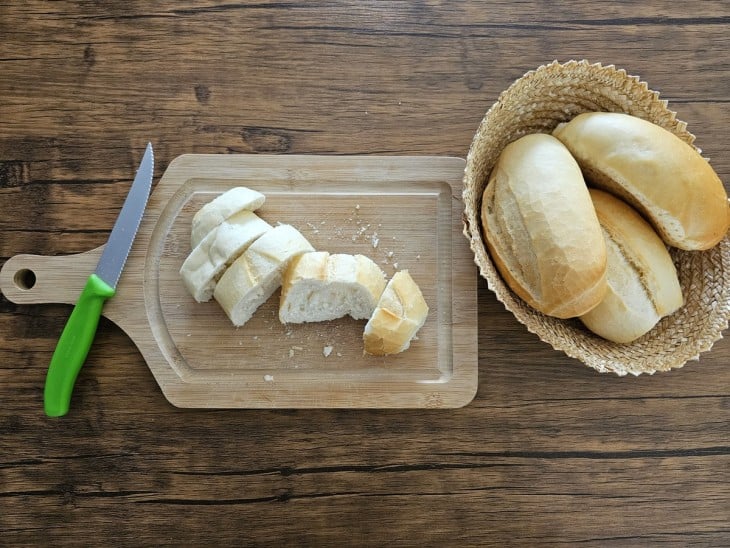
[363,270,429,355]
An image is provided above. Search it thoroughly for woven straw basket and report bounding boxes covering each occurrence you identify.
[462,60,730,376]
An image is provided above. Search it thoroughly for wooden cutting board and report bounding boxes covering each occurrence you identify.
[0,155,478,408]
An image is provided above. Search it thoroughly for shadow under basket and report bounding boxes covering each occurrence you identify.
[462,59,730,376]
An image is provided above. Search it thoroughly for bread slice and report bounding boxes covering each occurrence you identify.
[363,270,429,355]
[580,189,684,343]
[179,210,272,303]
[553,112,729,250]
[279,252,387,323]
[191,187,266,248]
[213,224,315,327]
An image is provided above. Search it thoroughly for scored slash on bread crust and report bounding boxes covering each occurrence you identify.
[191,186,266,248]
[363,270,429,355]
[179,211,272,303]
[213,224,315,327]
[279,251,387,324]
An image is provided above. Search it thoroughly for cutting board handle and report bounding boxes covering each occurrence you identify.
[0,247,103,306]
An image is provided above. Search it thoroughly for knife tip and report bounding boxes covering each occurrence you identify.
[144,142,154,168]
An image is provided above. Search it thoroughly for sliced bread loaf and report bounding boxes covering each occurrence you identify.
[279,252,387,324]
[180,210,272,303]
[213,224,315,327]
[363,270,429,355]
[191,186,266,247]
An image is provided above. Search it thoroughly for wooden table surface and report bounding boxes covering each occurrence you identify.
[1,2,728,546]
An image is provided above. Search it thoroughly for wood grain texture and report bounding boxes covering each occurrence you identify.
[0,1,728,546]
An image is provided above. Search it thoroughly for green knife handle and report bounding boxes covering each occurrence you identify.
[44,273,115,417]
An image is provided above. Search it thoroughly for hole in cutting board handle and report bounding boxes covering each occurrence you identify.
[13,268,36,290]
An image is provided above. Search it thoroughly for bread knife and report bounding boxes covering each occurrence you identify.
[43,143,154,417]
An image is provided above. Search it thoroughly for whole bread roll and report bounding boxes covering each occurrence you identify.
[363,270,428,355]
[580,189,684,343]
[553,112,730,251]
[480,133,607,318]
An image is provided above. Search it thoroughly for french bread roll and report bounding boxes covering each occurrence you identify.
[580,189,684,343]
[191,186,266,247]
[553,112,730,251]
[279,251,387,323]
[363,270,429,355]
[213,224,314,327]
[480,133,608,318]
[179,210,272,303]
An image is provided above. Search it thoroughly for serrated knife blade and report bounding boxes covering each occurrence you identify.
[95,142,154,288]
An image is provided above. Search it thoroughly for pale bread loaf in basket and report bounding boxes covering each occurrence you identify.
[462,59,730,376]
